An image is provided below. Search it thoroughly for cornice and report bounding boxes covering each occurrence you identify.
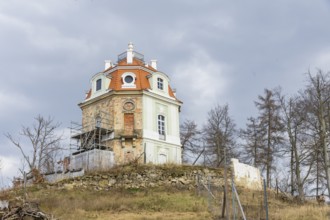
[79,90,144,108]
[78,89,181,109]
[142,90,182,106]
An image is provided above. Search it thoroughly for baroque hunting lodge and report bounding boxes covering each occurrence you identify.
[67,43,182,171]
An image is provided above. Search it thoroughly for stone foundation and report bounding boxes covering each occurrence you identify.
[48,165,226,190]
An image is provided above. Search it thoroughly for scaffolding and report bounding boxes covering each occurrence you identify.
[70,110,113,152]
[68,110,114,171]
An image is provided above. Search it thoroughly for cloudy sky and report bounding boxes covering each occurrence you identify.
[1,0,330,186]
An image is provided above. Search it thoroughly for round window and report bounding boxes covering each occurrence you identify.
[124,75,134,84]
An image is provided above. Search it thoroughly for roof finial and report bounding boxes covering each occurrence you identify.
[128,42,134,51]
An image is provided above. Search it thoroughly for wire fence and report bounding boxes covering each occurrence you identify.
[196,174,269,220]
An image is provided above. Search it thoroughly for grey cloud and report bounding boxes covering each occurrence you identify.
[1,0,330,185]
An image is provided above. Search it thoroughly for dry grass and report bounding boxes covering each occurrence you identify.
[2,164,329,220]
[223,187,330,220]
[10,184,328,220]
[271,205,329,220]
[50,210,211,220]
[93,211,211,220]
[22,187,210,220]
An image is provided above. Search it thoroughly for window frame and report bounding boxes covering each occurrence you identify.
[157,77,164,90]
[121,72,136,88]
[157,115,165,140]
[96,78,102,91]
[124,75,134,84]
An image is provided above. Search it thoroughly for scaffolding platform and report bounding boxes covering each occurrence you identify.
[69,110,113,151]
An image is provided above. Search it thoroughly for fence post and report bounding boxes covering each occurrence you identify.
[23,171,27,202]
[221,185,226,218]
[263,178,269,220]
[223,149,229,220]
[207,176,211,211]
[196,173,200,196]
[232,182,247,220]
[232,176,236,220]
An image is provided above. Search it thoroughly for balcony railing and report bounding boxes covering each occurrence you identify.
[118,51,144,62]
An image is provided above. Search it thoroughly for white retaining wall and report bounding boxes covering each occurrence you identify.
[231,158,262,190]
[44,149,115,183]
[44,170,85,183]
[70,149,115,171]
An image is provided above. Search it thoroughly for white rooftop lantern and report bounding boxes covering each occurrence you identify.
[127,42,134,64]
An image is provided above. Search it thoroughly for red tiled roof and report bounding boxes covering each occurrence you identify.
[108,58,152,91]
[108,68,151,91]
[168,86,175,98]
[85,89,91,99]
[86,57,180,103]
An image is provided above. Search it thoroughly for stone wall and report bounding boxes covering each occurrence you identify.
[51,165,225,191]
[81,95,114,131]
[45,159,261,190]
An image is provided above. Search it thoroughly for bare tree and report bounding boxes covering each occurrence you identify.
[240,117,265,167]
[276,91,315,201]
[255,88,284,187]
[203,104,237,167]
[180,119,202,163]
[5,115,63,175]
[302,70,330,197]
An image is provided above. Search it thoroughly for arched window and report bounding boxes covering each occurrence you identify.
[158,115,165,140]
[157,78,163,90]
[96,79,102,91]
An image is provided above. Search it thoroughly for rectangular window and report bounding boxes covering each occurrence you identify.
[96,79,102,91]
[158,115,165,140]
[157,78,163,90]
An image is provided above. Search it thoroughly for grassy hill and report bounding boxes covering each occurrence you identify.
[1,164,329,220]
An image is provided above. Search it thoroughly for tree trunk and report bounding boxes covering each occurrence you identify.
[319,107,330,196]
[267,110,272,187]
[293,138,304,202]
[291,145,294,196]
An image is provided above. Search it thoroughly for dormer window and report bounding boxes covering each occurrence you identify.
[96,79,102,91]
[122,72,136,88]
[157,78,164,90]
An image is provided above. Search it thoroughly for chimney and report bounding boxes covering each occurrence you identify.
[150,59,157,70]
[127,42,134,64]
[104,60,112,70]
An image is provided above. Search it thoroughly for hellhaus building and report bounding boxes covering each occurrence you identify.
[68,43,182,171]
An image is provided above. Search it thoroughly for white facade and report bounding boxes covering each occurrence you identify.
[142,72,181,164]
